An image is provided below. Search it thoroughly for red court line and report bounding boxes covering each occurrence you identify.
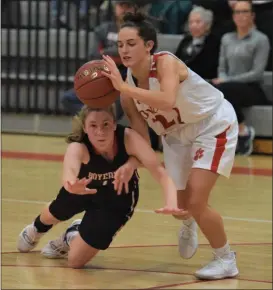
[1,150,272,177]
[143,280,205,289]
[2,264,272,284]
[231,166,272,177]
[1,151,64,162]
[144,277,273,289]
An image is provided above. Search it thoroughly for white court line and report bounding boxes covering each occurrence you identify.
[2,198,272,224]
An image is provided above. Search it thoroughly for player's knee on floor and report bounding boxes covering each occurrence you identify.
[67,247,98,269]
[67,257,86,269]
[67,247,91,269]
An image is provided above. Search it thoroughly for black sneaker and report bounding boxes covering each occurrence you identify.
[237,126,255,156]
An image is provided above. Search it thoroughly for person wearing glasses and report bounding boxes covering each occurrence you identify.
[211,0,270,156]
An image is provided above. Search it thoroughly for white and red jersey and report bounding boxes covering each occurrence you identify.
[126,51,224,135]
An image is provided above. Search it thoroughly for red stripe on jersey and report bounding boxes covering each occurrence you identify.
[210,126,230,173]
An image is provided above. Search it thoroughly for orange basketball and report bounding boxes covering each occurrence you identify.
[74,60,120,108]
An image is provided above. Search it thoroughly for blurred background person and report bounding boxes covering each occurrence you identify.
[212,0,270,156]
[148,0,192,34]
[229,0,272,71]
[191,0,235,37]
[51,0,94,28]
[175,6,221,80]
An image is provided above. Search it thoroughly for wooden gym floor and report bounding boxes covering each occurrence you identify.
[1,134,272,289]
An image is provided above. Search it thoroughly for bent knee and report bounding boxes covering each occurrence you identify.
[188,200,207,216]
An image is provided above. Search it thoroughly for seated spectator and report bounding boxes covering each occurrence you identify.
[175,6,221,80]
[191,0,235,37]
[211,0,270,156]
[252,0,272,71]
[229,0,273,71]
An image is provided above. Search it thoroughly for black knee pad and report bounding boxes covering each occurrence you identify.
[49,188,87,221]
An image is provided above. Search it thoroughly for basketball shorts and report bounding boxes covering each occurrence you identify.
[162,99,238,190]
[49,182,139,250]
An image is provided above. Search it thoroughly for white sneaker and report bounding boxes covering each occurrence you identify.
[195,251,239,280]
[178,218,198,259]
[41,219,81,259]
[17,223,44,252]
[41,233,69,259]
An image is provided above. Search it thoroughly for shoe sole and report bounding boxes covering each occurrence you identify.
[195,269,239,280]
[41,252,68,259]
[179,240,198,259]
[179,229,198,259]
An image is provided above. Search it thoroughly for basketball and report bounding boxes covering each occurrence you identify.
[74,60,120,108]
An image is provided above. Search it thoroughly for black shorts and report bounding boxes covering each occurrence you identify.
[49,183,139,250]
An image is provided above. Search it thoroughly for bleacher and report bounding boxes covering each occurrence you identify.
[1,0,272,153]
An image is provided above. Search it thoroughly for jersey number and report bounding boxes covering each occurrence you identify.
[140,107,184,129]
[152,108,184,129]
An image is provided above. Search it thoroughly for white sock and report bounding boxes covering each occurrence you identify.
[214,242,231,258]
[66,231,78,246]
[183,217,194,226]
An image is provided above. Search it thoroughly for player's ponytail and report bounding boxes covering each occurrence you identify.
[120,12,158,54]
[66,105,116,143]
[122,11,146,23]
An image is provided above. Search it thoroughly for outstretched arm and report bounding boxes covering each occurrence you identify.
[124,128,187,215]
[62,143,97,195]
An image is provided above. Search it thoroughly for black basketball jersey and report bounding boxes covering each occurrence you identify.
[59,124,139,211]
[78,124,139,191]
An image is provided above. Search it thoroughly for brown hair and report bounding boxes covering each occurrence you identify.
[234,0,254,12]
[120,12,158,54]
[66,105,116,144]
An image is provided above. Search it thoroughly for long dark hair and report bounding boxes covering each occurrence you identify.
[120,12,158,54]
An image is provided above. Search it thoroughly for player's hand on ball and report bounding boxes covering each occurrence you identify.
[155,206,189,216]
[101,55,125,91]
[113,162,135,195]
[65,177,97,195]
